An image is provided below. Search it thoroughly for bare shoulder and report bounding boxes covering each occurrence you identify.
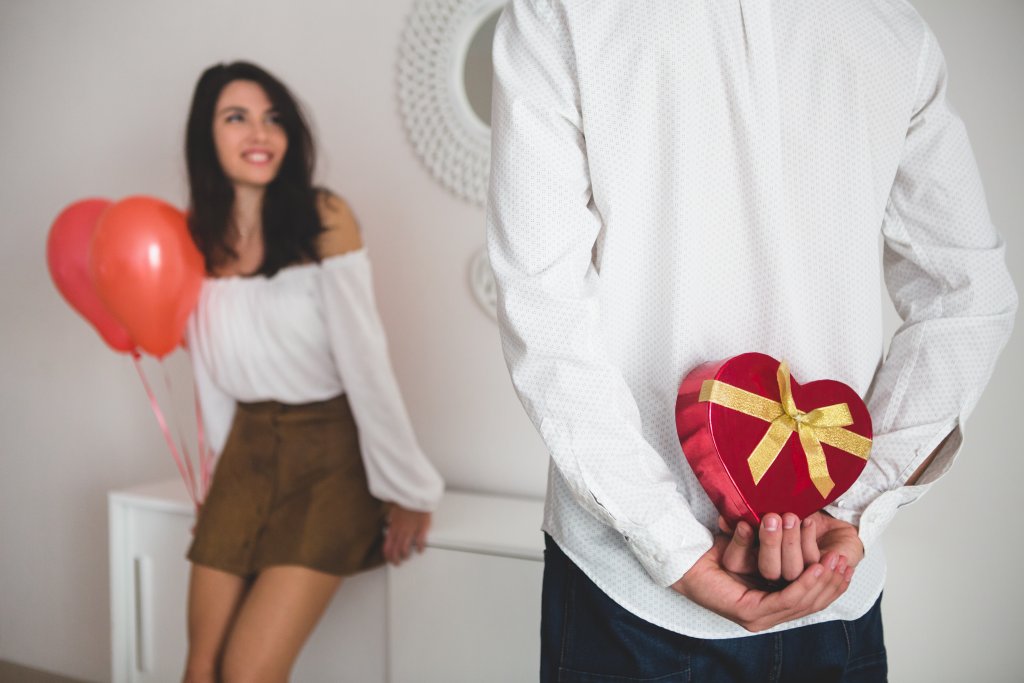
[317,190,363,258]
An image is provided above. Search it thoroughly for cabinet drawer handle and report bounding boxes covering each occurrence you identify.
[134,556,153,672]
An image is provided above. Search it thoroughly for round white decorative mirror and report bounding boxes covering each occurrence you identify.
[468,247,498,319]
[398,0,506,206]
[461,9,500,128]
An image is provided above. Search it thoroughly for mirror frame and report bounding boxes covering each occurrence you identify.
[398,0,506,207]
[468,246,498,319]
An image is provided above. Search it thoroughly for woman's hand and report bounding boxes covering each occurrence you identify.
[383,505,431,566]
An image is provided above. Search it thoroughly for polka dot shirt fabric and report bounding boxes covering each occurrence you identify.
[487,0,1017,638]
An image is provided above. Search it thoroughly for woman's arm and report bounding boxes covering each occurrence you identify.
[316,192,444,562]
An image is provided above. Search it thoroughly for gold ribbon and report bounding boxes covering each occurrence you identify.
[698,361,872,498]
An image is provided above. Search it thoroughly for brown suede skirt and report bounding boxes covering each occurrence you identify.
[187,394,387,578]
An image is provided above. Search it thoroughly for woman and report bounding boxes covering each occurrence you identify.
[181,62,444,682]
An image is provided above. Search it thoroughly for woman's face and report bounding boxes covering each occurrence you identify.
[212,80,288,190]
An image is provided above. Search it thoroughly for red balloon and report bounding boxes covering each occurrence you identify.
[90,196,204,358]
[47,199,136,353]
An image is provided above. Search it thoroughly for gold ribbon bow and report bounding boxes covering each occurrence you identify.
[698,361,872,498]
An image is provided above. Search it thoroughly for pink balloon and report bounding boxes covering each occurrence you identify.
[47,199,136,353]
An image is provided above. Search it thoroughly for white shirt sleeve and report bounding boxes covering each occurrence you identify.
[825,25,1018,549]
[487,0,713,587]
[318,250,445,512]
[186,321,237,459]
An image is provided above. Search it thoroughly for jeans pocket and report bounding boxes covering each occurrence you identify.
[843,596,887,680]
[844,651,888,683]
[557,667,690,682]
[556,558,690,682]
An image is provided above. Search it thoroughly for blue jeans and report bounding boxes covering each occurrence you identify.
[541,535,887,682]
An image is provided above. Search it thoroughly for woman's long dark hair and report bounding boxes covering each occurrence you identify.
[185,61,323,277]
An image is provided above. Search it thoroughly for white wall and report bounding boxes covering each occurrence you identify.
[880,3,1024,681]
[0,1,1019,681]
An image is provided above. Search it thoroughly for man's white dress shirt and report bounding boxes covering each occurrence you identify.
[487,0,1016,638]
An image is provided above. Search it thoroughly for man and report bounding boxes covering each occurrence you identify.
[486,1,1017,680]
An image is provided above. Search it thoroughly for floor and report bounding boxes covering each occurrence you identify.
[0,661,87,683]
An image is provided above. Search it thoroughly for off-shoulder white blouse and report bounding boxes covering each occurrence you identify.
[187,249,444,512]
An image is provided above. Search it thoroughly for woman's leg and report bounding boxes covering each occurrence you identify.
[184,564,249,683]
[220,565,343,683]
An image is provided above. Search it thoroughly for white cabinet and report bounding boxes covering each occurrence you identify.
[109,484,194,683]
[109,481,544,682]
[388,494,545,683]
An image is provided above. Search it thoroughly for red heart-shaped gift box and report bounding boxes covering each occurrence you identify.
[676,353,873,527]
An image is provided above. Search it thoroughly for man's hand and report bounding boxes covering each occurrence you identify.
[383,505,431,566]
[672,532,852,633]
[720,513,818,583]
[720,512,864,584]
[808,511,864,568]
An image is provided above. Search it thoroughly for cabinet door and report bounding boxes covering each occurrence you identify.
[292,567,387,682]
[113,505,193,683]
[388,549,543,682]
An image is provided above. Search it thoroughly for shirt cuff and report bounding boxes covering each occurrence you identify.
[624,505,714,588]
[826,423,963,549]
[376,464,445,513]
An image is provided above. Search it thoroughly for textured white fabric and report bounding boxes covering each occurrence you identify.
[187,249,444,512]
[487,0,1017,638]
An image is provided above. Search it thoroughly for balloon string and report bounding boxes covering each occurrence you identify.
[160,360,199,506]
[132,353,198,507]
[194,385,213,501]
[181,338,213,503]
